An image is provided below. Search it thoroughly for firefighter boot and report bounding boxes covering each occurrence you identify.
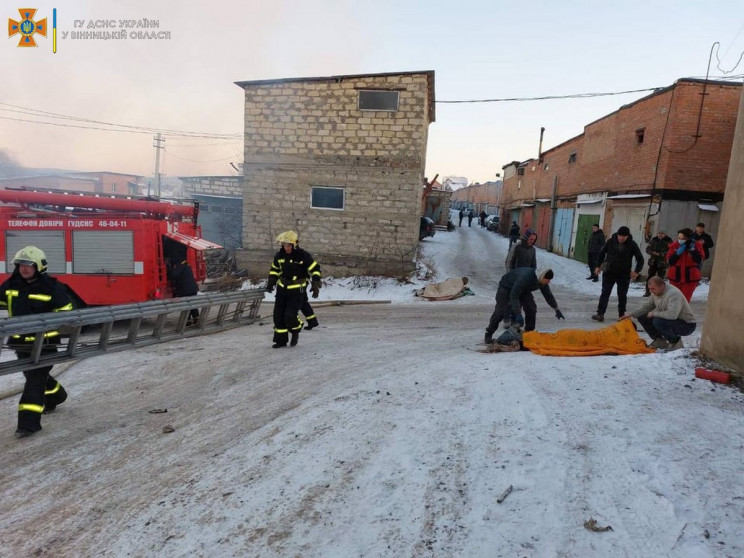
[290,331,299,347]
[272,331,288,349]
[43,378,67,414]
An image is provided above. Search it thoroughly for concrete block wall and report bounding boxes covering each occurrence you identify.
[181,176,243,197]
[236,72,434,278]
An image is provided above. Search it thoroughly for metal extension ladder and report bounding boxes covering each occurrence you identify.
[0,290,265,376]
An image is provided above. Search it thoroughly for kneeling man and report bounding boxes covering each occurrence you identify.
[620,276,696,351]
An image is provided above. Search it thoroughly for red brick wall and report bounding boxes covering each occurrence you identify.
[499,80,740,205]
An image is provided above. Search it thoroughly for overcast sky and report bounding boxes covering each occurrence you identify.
[2,0,743,183]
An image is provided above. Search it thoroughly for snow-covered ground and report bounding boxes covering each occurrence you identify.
[0,220,741,558]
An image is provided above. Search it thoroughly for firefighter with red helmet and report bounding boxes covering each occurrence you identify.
[265,231,321,348]
[0,246,74,438]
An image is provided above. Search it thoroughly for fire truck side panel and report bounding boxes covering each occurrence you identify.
[0,192,219,307]
[1,220,170,306]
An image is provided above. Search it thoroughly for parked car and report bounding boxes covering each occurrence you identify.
[419,216,436,240]
[485,215,500,232]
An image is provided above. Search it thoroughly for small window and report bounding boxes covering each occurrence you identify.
[636,128,645,144]
[517,167,525,176]
[543,162,550,171]
[358,90,399,112]
[568,152,577,163]
[111,183,117,193]
[311,186,345,210]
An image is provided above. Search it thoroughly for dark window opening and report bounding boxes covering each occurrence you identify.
[568,152,577,163]
[358,90,400,112]
[517,167,525,176]
[311,186,345,210]
[636,128,645,144]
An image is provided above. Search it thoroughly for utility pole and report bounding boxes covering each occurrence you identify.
[153,133,165,197]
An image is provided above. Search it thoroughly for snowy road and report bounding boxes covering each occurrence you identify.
[1,224,741,558]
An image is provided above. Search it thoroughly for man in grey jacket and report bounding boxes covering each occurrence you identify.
[620,276,696,351]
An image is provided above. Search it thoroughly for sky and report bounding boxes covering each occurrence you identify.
[2,212,741,557]
[1,1,744,184]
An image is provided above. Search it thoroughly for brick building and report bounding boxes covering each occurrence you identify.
[234,70,435,278]
[499,78,741,276]
[450,180,503,216]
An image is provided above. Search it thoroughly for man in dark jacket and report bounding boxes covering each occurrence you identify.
[266,230,321,348]
[458,209,464,227]
[691,222,714,261]
[167,258,200,325]
[586,224,605,281]
[479,210,487,228]
[508,221,520,247]
[0,246,73,438]
[644,230,672,296]
[484,267,565,343]
[591,226,644,322]
[505,228,537,270]
[467,209,474,227]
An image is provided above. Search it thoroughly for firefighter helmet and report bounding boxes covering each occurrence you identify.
[276,230,298,246]
[13,245,48,273]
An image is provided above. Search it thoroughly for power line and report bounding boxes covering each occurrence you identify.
[0,101,241,139]
[435,77,743,104]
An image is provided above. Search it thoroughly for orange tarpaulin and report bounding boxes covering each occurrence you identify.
[523,318,655,356]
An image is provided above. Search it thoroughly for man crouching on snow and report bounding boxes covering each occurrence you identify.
[620,276,696,351]
[484,267,565,344]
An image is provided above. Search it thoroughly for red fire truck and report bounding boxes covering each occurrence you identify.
[0,189,222,306]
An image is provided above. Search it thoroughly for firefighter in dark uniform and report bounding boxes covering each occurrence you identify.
[265,231,321,348]
[296,240,320,330]
[167,258,200,325]
[0,246,74,438]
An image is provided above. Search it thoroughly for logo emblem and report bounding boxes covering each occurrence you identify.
[8,8,47,47]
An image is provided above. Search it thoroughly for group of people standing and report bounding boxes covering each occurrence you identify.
[458,208,475,227]
[587,222,713,317]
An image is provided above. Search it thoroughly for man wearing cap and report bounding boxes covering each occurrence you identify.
[592,226,644,322]
[484,267,565,344]
[0,246,74,438]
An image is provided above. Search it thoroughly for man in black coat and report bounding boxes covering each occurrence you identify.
[691,222,714,261]
[592,226,644,322]
[508,221,520,247]
[168,258,200,325]
[484,267,565,343]
[0,246,73,438]
[586,224,605,281]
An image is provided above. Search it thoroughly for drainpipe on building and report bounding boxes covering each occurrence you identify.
[548,175,557,252]
[538,127,545,163]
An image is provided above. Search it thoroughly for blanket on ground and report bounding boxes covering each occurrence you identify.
[523,319,654,356]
